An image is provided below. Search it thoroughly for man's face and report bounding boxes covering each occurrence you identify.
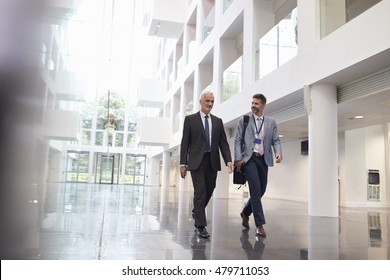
[251,98,265,115]
[200,93,214,114]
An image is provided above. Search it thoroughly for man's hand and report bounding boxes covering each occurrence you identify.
[234,160,245,172]
[227,162,234,173]
[275,154,282,163]
[180,166,187,178]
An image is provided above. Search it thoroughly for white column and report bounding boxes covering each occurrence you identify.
[159,151,171,228]
[178,174,189,192]
[161,151,170,189]
[177,186,191,232]
[210,198,229,259]
[88,151,95,184]
[213,161,230,199]
[308,216,339,259]
[148,157,160,186]
[213,39,222,104]
[308,84,339,217]
[213,127,232,199]
[159,186,170,229]
[119,152,126,184]
[193,67,201,112]
[179,86,187,132]
[242,0,254,88]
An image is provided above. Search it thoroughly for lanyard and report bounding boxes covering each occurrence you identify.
[253,115,264,135]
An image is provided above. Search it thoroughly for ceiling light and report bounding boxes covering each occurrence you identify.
[354,115,364,119]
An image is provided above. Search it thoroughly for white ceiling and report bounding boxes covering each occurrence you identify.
[277,87,390,143]
[264,46,390,143]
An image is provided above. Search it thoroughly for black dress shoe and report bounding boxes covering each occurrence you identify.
[197,227,210,238]
[240,212,250,229]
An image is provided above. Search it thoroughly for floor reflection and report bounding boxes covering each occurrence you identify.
[240,229,265,260]
[368,212,382,247]
[191,235,208,260]
[31,183,390,260]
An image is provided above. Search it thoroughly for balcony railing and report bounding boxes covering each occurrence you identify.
[202,7,215,42]
[223,0,234,13]
[222,57,242,102]
[256,8,298,79]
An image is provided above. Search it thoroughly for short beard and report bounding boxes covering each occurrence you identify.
[251,107,258,114]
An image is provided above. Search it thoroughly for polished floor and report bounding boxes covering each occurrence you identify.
[36,183,389,260]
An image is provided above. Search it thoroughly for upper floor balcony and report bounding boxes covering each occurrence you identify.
[42,109,79,141]
[136,79,166,109]
[146,0,186,39]
[43,0,80,22]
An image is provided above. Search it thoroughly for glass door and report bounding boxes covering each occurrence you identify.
[100,155,114,184]
[95,153,120,184]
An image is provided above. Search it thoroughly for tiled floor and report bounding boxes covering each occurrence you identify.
[36,183,389,260]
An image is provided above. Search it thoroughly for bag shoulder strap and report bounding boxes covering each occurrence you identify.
[241,115,249,148]
[242,115,249,138]
[236,115,249,189]
[243,115,249,132]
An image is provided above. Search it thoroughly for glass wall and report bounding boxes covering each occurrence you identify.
[124,155,146,185]
[202,3,215,42]
[222,56,242,102]
[66,152,147,185]
[65,151,90,182]
[256,8,298,79]
[61,0,147,186]
[320,0,382,38]
[223,0,234,13]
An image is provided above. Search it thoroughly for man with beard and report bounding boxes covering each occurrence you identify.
[234,93,282,237]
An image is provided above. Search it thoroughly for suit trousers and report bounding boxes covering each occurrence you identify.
[190,152,217,227]
[242,154,268,227]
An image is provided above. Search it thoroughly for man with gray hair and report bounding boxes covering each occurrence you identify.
[180,91,234,238]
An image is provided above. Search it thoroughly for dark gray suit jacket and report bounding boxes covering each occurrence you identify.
[180,111,232,171]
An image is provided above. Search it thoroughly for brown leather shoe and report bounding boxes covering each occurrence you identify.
[240,212,250,229]
[256,225,266,237]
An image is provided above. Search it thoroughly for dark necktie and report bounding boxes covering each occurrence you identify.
[204,115,211,152]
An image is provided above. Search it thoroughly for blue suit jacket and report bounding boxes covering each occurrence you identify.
[234,114,282,166]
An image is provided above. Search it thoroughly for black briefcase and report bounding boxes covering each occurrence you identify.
[233,165,246,185]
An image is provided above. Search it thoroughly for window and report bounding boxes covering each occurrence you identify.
[65,151,90,182]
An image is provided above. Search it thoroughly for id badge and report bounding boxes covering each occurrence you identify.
[254,138,261,144]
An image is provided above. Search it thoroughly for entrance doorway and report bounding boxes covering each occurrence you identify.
[95,153,121,184]
[65,152,146,184]
[124,154,146,185]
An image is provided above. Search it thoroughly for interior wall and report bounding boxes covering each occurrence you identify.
[243,123,389,208]
[267,139,308,202]
[338,131,346,204]
[47,149,62,182]
[343,124,388,207]
[364,125,387,205]
[344,128,367,204]
[387,123,390,204]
